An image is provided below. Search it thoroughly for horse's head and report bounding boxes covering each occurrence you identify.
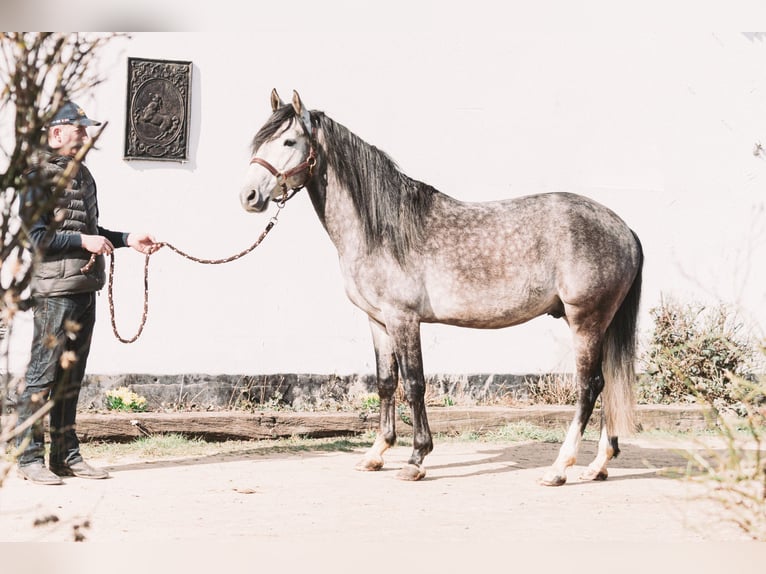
[240,89,316,213]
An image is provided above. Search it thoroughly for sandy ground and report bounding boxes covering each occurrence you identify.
[1,436,764,570]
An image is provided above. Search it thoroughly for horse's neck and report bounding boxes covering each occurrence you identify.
[307,167,364,260]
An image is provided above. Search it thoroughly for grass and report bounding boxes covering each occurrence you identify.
[79,423,707,462]
[80,432,378,462]
[450,421,595,443]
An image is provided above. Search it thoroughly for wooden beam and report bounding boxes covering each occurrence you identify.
[73,405,710,442]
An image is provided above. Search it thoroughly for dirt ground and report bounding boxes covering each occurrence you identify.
[0,435,763,569]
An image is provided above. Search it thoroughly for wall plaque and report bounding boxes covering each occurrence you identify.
[124,57,192,161]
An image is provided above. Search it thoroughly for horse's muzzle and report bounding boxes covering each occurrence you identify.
[240,187,268,213]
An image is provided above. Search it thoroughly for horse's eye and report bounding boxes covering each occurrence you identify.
[284,139,296,147]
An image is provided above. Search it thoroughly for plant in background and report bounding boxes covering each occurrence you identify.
[0,33,118,336]
[0,33,120,492]
[683,358,766,540]
[642,296,765,539]
[525,373,578,405]
[359,393,380,413]
[640,297,756,414]
[227,375,289,412]
[397,403,412,426]
[105,387,148,413]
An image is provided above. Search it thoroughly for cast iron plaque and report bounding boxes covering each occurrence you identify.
[124,57,192,161]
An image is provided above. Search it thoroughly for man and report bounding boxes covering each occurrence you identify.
[16,101,159,485]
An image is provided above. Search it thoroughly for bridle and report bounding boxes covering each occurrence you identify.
[249,125,317,205]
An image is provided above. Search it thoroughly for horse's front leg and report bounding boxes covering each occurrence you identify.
[356,319,398,472]
[388,314,432,481]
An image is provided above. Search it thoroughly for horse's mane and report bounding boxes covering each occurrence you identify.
[252,106,437,265]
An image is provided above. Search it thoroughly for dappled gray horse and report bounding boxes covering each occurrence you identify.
[240,90,643,485]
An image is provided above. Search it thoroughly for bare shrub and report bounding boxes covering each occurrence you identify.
[525,373,578,405]
[683,366,766,540]
[0,33,120,490]
[643,296,765,539]
[639,297,756,414]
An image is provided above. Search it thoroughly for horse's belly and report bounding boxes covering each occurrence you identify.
[423,280,559,329]
[340,259,560,329]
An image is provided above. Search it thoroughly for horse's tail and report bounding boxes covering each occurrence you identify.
[601,230,643,437]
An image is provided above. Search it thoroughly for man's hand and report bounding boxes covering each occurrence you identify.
[127,232,162,255]
[81,234,114,255]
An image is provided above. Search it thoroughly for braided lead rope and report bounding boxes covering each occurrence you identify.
[107,251,149,344]
[98,210,281,343]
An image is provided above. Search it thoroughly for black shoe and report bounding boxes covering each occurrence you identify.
[18,461,64,485]
[50,460,110,480]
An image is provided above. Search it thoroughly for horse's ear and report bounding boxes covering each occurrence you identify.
[271,89,284,111]
[292,90,312,132]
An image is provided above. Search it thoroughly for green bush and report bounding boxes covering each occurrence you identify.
[640,298,756,414]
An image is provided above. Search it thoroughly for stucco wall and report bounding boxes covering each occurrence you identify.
[3,25,765,378]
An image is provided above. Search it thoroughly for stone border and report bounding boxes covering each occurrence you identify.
[77,372,531,411]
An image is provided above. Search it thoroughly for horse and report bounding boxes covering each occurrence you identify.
[135,94,179,140]
[240,90,643,485]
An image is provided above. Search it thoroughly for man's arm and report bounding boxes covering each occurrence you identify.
[26,214,82,253]
[26,217,128,255]
[97,226,129,249]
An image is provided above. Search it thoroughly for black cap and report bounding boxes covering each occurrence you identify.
[49,101,102,127]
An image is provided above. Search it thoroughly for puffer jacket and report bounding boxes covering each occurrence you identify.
[26,152,106,296]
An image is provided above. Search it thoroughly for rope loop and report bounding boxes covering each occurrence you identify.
[104,214,279,343]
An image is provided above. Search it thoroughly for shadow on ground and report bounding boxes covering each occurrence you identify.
[102,437,702,484]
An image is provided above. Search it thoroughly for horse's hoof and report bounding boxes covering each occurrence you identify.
[540,472,567,487]
[355,457,384,472]
[580,468,608,481]
[396,464,426,481]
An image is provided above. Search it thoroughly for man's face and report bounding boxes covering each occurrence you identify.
[48,123,89,157]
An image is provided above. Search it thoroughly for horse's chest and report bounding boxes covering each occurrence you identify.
[343,278,379,318]
[339,259,422,320]
[341,273,383,320]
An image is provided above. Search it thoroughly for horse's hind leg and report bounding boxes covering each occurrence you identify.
[541,327,605,486]
[579,413,620,481]
[356,320,398,472]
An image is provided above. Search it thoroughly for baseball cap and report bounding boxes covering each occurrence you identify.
[48,101,102,127]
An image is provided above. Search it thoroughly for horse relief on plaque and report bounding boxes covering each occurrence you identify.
[124,57,192,161]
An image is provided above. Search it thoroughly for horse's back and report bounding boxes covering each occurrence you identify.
[428,191,638,269]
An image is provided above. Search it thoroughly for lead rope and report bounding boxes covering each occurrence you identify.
[93,207,283,343]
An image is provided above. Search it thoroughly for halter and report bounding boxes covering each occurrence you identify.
[250,126,317,205]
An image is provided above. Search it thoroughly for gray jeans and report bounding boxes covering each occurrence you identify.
[16,292,96,466]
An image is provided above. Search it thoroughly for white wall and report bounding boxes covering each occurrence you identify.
[4,20,766,376]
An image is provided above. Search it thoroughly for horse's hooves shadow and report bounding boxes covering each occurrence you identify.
[427,440,696,482]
